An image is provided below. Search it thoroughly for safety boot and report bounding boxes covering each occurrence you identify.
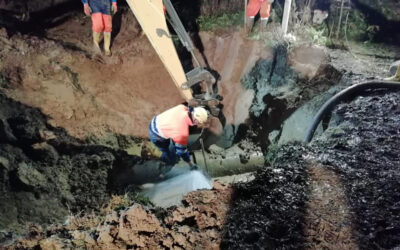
[103,32,112,56]
[384,65,400,81]
[245,17,255,35]
[92,31,101,53]
[260,18,269,34]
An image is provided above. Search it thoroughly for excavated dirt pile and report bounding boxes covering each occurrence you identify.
[0,91,144,233]
[3,181,234,249]
[310,91,400,249]
[221,90,400,249]
[221,145,309,249]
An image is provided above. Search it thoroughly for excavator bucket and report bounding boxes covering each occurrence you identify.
[125,0,193,101]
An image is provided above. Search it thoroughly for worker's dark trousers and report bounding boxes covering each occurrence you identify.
[148,124,177,166]
[89,0,112,15]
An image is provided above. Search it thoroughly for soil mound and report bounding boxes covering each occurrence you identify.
[0,91,142,233]
[221,90,400,249]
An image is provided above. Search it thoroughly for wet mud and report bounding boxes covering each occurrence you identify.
[221,91,400,249]
[0,91,145,233]
[311,91,400,249]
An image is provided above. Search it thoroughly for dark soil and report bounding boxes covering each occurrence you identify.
[221,144,309,249]
[312,90,400,249]
[0,91,144,234]
[221,90,400,249]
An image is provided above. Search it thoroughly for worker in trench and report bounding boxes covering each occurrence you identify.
[81,0,117,56]
[245,0,274,34]
[148,104,209,171]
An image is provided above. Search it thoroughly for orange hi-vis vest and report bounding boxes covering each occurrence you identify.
[155,104,193,146]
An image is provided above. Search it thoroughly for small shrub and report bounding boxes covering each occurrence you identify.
[197,11,244,31]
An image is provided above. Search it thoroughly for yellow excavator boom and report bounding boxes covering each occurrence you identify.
[125,0,193,101]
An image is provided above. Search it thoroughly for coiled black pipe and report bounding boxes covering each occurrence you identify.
[305,80,400,143]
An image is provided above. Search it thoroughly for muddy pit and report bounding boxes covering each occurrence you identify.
[1,4,400,250]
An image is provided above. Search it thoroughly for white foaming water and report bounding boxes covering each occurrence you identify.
[141,169,213,208]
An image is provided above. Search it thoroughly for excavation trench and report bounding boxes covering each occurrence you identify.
[123,43,336,207]
[0,19,344,234]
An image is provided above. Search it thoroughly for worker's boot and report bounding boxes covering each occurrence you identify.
[92,31,102,53]
[384,65,400,81]
[260,18,269,34]
[245,17,254,35]
[103,32,112,56]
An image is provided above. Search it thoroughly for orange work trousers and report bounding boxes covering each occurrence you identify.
[91,13,112,33]
[246,0,271,19]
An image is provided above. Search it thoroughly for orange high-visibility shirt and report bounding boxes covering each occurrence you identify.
[156,104,194,146]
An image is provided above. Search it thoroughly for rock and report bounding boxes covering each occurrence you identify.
[268,130,280,143]
[16,163,47,189]
[39,235,72,250]
[0,156,10,170]
[71,230,96,248]
[0,119,17,143]
[31,142,59,163]
[7,116,42,144]
[208,144,225,154]
[389,60,400,76]
[117,205,162,247]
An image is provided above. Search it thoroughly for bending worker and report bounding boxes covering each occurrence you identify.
[246,0,274,33]
[149,104,209,169]
[81,0,117,56]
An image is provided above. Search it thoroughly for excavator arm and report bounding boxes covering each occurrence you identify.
[125,0,221,116]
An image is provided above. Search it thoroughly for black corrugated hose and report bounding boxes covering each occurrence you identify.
[305,81,400,143]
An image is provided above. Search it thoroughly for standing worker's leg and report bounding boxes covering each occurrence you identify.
[91,13,104,53]
[259,1,271,33]
[246,0,262,34]
[103,14,113,56]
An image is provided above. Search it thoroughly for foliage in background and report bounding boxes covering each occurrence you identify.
[346,11,376,41]
[199,0,243,16]
[197,11,244,31]
[303,26,328,45]
[327,8,366,42]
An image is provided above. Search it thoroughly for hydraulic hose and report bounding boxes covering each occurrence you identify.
[305,80,400,143]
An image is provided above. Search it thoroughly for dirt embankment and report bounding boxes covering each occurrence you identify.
[0,91,144,233]
[0,8,269,142]
[0,10,184,140]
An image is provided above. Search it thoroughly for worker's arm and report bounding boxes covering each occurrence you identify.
[81,0,91,16]
[112,0,117,14]
[175,142,197,169]
[175,143,191,163]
